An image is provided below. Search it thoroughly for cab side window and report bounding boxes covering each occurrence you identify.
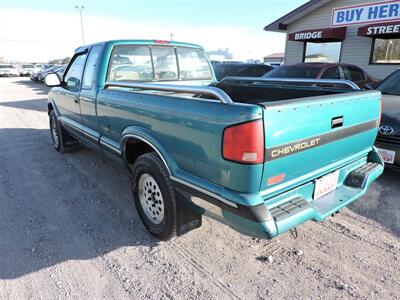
[321,67,341,79]
[64,53,88,92]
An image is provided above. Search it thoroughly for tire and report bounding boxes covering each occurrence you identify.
[131,152,177,241]
[49,110,79,153]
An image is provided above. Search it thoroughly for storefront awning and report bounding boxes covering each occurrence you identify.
[288,27,347,43]
[358,22,400,39]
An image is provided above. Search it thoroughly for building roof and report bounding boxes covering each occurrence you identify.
[264,0,332,32]
[263,52,285,58]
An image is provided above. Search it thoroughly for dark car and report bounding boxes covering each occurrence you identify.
[262,63,379,88]
[213,63,272,81]
[55,65,67,80]
[369,69,400,169]
[30,64,54,81]
[38,65,62,82]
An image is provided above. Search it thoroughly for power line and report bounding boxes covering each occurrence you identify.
[0,38,72,45]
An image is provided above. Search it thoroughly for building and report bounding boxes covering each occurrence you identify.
[207,48,233,60]
[264,0,400,79]
[263,52,285,65]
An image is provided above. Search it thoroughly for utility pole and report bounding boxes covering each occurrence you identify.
[170,33,174,41]
[75,5,85,45]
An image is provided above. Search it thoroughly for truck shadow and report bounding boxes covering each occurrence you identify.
[0,98,47,112]
[0,127,158,279]
[348,168,400,238]
[13,79,50,96]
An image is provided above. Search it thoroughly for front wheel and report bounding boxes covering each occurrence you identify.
[131,152,177,241]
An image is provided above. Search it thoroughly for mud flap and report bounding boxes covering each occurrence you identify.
[60,125,79,148]
[175,188,203,236]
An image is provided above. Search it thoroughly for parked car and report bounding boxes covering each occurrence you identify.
[31,65,57,82]
[38,65,62,82]
[45,39,383,241]
[366,70,400,169]
[213,63,273,81]
[263,63,379,88]
[30,72,40,81]
[55,65,67,80]
[0,64,19,77]
[18,64,35,76]
[34,64,53,74]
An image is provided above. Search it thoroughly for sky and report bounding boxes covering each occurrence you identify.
[0,0,308,62]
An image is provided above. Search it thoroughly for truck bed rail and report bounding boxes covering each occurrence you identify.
[104,81,234,104]
[220,77,361,91]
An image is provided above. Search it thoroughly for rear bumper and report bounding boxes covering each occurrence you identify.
[180,148,384,239]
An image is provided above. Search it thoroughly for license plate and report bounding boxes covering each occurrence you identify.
[313,170,339,200]
[377,148,395,164]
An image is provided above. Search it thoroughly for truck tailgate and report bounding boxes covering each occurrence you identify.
[260,91,381,192]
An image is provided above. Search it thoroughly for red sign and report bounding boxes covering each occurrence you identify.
[358,21,400,38]
[289,27,347,42]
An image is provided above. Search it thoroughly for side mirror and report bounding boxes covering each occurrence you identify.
[45,73,61,87]
[364,82,377,90]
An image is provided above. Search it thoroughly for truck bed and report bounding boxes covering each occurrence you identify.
[215,78,351,104]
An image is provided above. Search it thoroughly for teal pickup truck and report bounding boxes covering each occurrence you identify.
[45,40,384,241]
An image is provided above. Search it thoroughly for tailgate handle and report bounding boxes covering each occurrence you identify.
[331,116,343,129]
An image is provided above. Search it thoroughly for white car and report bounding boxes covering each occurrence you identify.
[0,64,19,77]
[18,64,35,76]
[34,64,53,74]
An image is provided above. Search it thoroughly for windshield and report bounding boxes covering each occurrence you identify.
[0,65,14,68]
[263,66,320,79]
[23,64,34,68]
[377,70,400,96]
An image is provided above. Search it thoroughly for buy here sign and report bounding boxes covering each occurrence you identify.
[332,1,400,27]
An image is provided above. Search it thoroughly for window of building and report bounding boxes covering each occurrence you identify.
[304,42,342,63]
[371,38,400,64]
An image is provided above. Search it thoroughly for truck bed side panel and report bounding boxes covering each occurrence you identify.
[96,89,263,193]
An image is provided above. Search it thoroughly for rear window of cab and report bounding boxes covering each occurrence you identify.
[107,45,212,82]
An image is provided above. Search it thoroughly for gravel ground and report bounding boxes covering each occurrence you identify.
[0,77,399,300]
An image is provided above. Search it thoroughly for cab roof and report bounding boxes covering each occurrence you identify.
[75,39,204,53]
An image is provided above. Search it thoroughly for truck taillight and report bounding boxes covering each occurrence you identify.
[222,119,264,164]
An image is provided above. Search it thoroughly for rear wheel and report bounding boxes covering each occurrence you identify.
[49,110,79,153]
[131,152,177,241]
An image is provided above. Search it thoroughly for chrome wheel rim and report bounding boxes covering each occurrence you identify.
[138,174,164,225]
[51,117,60,148]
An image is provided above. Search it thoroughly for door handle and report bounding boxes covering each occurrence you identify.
[74,97,79,103]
